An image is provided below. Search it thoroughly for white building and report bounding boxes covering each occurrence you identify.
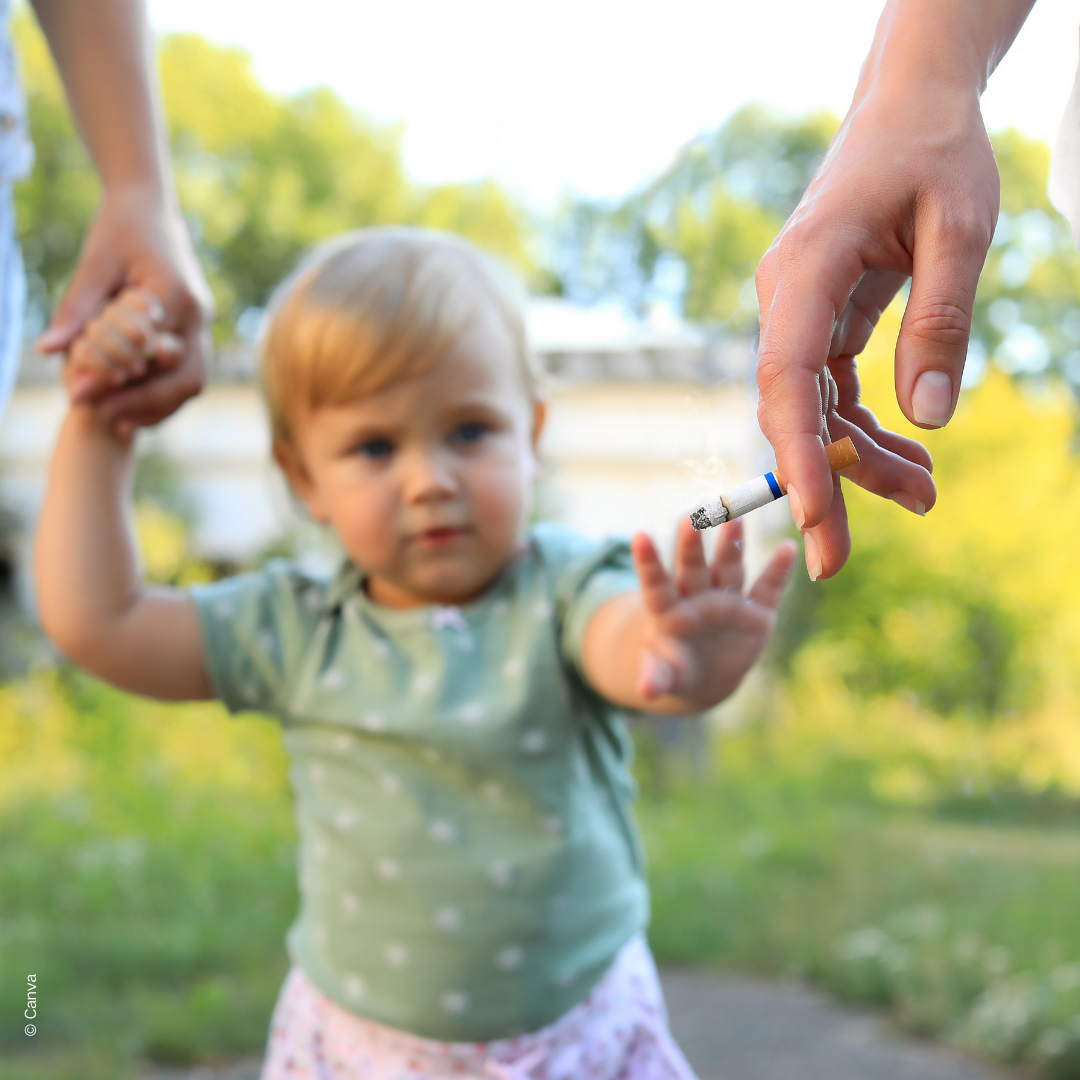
[0,300,787,615]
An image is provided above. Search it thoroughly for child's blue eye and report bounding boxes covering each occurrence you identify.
[356,438,394,460]
[452,422,487,445]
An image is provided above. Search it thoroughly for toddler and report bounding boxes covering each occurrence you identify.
[35,228,797,1079]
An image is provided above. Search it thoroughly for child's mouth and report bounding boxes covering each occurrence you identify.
[412,526,468,547]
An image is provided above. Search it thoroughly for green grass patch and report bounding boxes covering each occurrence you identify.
[6,672,1080,1077]
[0,673,296,1079]
[640,757,1080,1076]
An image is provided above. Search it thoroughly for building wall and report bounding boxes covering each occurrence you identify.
[0,371,792,615]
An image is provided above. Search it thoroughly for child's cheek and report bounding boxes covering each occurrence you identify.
[332,480,399,567]
[469,451,530,540]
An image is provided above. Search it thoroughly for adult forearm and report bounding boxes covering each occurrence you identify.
[860,0,1036,97]
[34,409,142,664]
[30,0,172,196]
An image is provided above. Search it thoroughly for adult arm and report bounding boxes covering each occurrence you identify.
[29,0,213,431]
[756,0,1036,579]
[34,407,213,701]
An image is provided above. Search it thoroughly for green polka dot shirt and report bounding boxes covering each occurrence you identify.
[190,523,649,1041]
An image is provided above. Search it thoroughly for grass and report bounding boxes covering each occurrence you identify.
[6,672,1080,1077]
[0,673,296,1079]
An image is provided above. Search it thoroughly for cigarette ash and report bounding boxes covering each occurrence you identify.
[690,506,726,531]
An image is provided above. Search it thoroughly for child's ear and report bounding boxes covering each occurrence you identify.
[530,398,547,452]
[273,439,330,523]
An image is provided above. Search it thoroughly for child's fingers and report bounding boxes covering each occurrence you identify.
[84,317,148,379]
[105,301,160,365]
[746,540,799,611]
[151,331,184,372]
[630,532,679,616]
[673,517,710,596]
[118,287,166,327]
[86,287,166,372]
[66,337,124,401]
[710,518,746,592]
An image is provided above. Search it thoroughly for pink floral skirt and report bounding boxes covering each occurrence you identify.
[260,934,698,1080]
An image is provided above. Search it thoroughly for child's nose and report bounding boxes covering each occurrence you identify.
[402,446,459,502]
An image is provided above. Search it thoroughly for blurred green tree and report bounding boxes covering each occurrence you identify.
[770,305,1080,729]
[11,15,534,342]
[969,130,1080,392]
[551,105,836,325]
[552,110,1080,400]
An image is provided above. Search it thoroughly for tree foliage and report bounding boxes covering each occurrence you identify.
[11,14,534,341]
[552,107,1080,403]
[774,306,1080,735]
[551,105,835,324]
[970,130,1080,392]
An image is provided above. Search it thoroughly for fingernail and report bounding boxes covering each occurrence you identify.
[889,490,927,516]
[911,370,954,427]
[787,484,805,530]
[803,531,821,582]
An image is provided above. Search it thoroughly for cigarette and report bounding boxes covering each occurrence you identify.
[689,437,860,530]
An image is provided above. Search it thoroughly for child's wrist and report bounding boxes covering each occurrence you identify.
[67,403,136,450]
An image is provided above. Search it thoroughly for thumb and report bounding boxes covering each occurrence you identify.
[639,649,675,700]
[38,258,121,354]
[895,217,989,429]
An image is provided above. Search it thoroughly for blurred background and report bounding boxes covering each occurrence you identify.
[5,0,1080,1077]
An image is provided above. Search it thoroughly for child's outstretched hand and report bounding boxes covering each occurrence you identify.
[63,287,183,433]
[630,517,798,708]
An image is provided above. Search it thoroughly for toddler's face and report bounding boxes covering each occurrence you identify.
[278,310,543,609]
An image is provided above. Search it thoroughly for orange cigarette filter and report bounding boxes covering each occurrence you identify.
[773,436,860,494]
[690,437,860,530]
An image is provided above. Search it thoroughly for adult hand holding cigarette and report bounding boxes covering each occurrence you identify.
[690,437,860,531]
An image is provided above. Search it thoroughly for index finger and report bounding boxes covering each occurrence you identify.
[756,232,867,532]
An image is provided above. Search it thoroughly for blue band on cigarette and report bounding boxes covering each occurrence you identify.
[765,471,783,500]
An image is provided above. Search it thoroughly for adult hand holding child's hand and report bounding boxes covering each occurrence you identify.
[62,287,184,436]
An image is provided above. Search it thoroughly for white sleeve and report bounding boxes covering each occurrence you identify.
[1049,29,1080,248]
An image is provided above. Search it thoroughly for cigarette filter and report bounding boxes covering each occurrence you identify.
[690,437,860,530]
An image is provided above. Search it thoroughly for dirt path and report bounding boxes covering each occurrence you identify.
[142,970,1018,1080]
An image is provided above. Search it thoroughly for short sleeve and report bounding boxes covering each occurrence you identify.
[189,560,326,716]
[531,524,638,672]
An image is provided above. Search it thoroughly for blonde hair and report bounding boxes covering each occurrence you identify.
[259,227,536,444]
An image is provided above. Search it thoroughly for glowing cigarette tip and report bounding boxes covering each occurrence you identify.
[690,437,859,530]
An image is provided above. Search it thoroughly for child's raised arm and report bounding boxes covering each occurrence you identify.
[35,303,211,701]
[581,518,797,714]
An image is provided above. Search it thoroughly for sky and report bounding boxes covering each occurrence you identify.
[146,0,1080,208]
